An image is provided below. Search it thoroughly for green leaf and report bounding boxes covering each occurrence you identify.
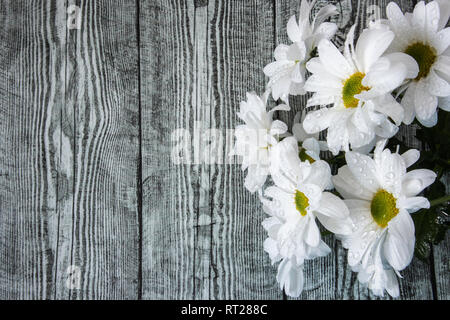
[412,181,450,262]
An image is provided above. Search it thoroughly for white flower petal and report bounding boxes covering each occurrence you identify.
[418,108,438,127]
[313,5,338,30]
[372,95,404,126]
[270,137,309,190]
[270,103,291,114]
[314,22,337,41]
[437,0,450,30]
[384,52,419,80]
[304,217,320,247]
[426,69,450,97]
[434,55,450,83]
[425,1,440,38]
[382,268,401,298]
[351,137,376,155]
[304,73,343,91]
[303,108,335,134]
[277,258,304,298]
[304,159,332,190]
[431,27,450,55]
[386,2,412,42]
[305,240,331,260]
[414,81,438,123]
[271,75,292,102]
[355,28,394,73]
[343,25,358,68]
[384,210,415,271]
[287,41,307,61]
[287,15,302,43]
[344,199,371,224]
[348,223,379,267]
[345,151,380,193]
[327,121,349,155]
[291,63,304,83]
[332,165,376,201]
[363,58,408,96]
[348,117,375,149]
[270,120,288,136]
[401,84,416,125]
[244,165,268,193]
[306,57,332,75]
[264,60,294,78]
[316,192,349,219]
[286,15,302,42]
[274,44,289,61]
[289,82,306,96]
[378,150,406,193]
[411,1,427,37]
[307,92,336,106]
[374,118,399,139]
[264,238,282,264]
[401,149,420,168]
[400,196,430,213]
[316,212,353,236]
[401,168,437,197]
[262,216,282,236]
[292,123,308,142]
[439,95,450,111]
[318,39,354,78]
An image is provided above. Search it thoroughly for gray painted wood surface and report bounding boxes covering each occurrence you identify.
[0,0,448,300]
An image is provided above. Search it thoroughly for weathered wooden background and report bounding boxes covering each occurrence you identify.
[0,0,448,300]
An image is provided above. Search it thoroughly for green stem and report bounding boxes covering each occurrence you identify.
[430,194,450,207]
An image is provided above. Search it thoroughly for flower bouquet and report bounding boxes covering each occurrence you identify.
[232,0,450,298]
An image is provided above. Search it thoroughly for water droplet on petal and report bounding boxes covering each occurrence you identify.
[385,172,395,180]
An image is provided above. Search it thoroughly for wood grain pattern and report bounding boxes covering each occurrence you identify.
[207,0,283,300]
[0,0,66,299]
[140,0,196,299]
[0,0,447,300]
[54,0,140,300]
[140,0,283,300]
[434,233,449,300]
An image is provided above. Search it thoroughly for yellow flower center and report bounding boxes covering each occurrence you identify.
[370,189,399,228]
[298,146,315,163]
[342,72,370,108]
[294,190,309,216]
[404,42,437,81]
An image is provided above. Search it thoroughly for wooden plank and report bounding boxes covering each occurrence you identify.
[140,0,197,299]
[0,0,67,299]
[140,0,282,299]
[208,0,282,299]
[433,233,449,300]
[54,0,140,299]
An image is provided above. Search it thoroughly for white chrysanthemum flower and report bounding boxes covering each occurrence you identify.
[263,0,338,103]
[292,110,328,162]
[232,92,290,192]
[261,136,352,297]
[303,25,418,155]
[332,140,437,297]
[386,0,450,127]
